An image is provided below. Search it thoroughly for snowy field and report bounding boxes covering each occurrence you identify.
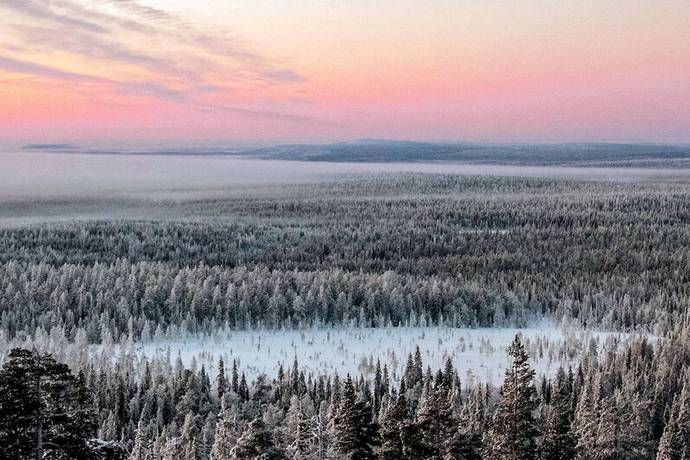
[123,326,636,386]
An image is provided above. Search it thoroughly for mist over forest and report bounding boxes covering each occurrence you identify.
[3,147,690,202]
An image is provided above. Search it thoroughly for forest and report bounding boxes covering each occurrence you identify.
[1,172,690,458]
[238,140,690,167]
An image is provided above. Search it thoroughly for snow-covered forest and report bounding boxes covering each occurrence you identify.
[1,172,690,458]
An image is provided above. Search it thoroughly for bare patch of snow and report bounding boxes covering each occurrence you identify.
[124,326,637,385]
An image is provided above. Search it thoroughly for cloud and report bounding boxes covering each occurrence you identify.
[0,55,319,125]
[118,80,188,102]
[5,23,182,77]
[0,56,106,83]
[98,0,272,67]
[0,0,310,120]
[0,0,108,33]
[98,0,176,23]
[48,0,160,34]
[262,69,308,83]
[196,103,331,126]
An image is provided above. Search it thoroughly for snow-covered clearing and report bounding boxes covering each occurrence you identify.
[127,326,638,386]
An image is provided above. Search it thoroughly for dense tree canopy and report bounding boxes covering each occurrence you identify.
[0,175,688,343]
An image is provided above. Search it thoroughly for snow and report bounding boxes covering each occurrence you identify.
[129,326,636,386]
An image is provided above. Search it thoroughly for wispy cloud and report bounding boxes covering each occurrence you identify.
[262,70,308,84]
[0,0,312,124]
[0,56,106,83]
[96,0,263,64]
[6,23,181,76]
[196,103,332,126]
[119,80,189,102]
[1,0,108,33]
[98,0,177,23]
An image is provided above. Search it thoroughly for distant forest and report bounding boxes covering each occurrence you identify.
[238,140,690,167]
[0,174,688,341]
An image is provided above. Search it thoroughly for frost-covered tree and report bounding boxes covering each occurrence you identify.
[179,412,200,460]
[217,357,228,399]
[413,385,459,458]
[211,402,242,459]
[657,396,684,460]
[378,386,407,459]
[540,370,575,460]
[0,348,95,459]
[483,336,539,460]
[331,375,379,459]
[129,419,154,460]
[230,416,284,459]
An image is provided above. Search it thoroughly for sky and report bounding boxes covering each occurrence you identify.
[1,0,689,147]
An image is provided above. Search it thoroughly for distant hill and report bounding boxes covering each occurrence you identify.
[238,140,690,167]
[20,140,690,167]
[21,144,76,151]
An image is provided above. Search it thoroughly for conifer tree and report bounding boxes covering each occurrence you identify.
[200,413,217,460]
[457,388,486,460]
[231,361,240,394]
[573,373,600,456]
[657,396,684,460]
[217,358,228,399]
[483,336,539,460]
[590,385,652,459]
[414,386,459,458]
[129,419,154,460]
[211,401,242,460]
[378,385,407,459]
[230,416,284,459]
[179,412,199,460]
[284,395,314,459]
[540,373,575,460]
[313,400,331,460]
[0,348,96,459]
[331,375,379,459]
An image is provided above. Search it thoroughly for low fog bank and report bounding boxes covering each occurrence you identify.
[3,151,689,199]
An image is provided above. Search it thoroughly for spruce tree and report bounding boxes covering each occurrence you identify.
[414,386,459,458]
[483,336,539,460]
[284,394,314,459]
[129,419,154,460]
[457,389,486,460]
[211,402,242,460]
[331,375,379,459]
[230,416,284,459]
[231,361,240,394]
[179,412,200,460]
[400,419,431,460]
[540,373,575,460]
[217,358,228,399]
[378,387,407,459]
[572,372,600,456]
[657,396,684,460]
[0,348,96,459]
[239,373,249,403]
[592,386,653,459]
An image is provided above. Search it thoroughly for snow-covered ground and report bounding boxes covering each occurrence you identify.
[127,326,636,385]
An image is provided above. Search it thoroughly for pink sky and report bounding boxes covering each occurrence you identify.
[1,0,689,147]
